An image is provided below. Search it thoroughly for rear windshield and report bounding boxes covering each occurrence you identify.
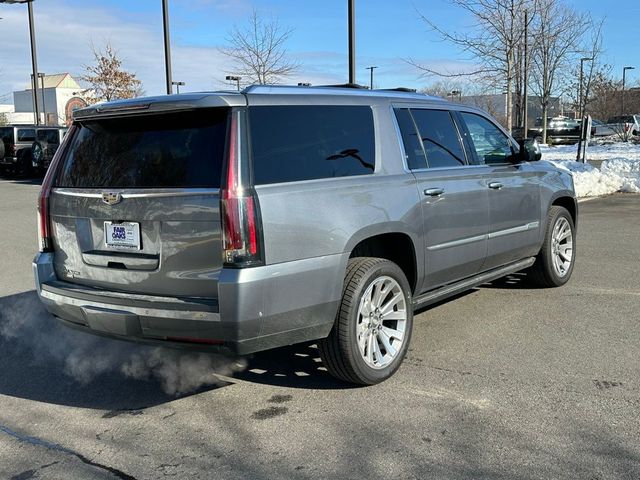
[249,105,375,185]
[0,127,13,144]
[55,109,228,188]
[37,129,61,144]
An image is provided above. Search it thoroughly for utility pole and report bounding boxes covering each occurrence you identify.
[348,0,355,84]
[0,0,41,123]
[366,66,377,90]
[162,0,173,95]
[622,66,635,115]
[522,9,528,137]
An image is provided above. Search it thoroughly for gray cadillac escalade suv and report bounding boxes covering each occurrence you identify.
[33,85,577,385]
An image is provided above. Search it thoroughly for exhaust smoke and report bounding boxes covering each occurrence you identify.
[0,291,246,396]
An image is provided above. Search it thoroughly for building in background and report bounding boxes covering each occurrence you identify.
[12,73,88,126]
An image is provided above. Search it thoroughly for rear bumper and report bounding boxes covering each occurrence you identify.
[33,252,346,355]
[0,156,17,165]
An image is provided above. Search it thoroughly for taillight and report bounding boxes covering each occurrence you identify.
[37,165,54,252]
[37,126,74,252]
[220,110,263,267]
[9,144,16,156]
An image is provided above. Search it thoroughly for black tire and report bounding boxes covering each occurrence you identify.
[16,148,33,177]
[0,141,5,160]
[528,206,576,287]
[318,257,413,385]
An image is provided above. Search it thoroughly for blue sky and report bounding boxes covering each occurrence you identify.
[1,0,638,102]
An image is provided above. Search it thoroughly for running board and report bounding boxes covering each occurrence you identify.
[412,257,536,311]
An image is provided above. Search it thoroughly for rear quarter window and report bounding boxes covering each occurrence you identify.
[55,109,228,188]
[17,129,36,142]
[249,105,375,185]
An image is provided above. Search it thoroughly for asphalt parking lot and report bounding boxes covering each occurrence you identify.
[1,176,639,480]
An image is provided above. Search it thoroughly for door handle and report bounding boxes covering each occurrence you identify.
[424,187,444,197]
[488,182,503,190]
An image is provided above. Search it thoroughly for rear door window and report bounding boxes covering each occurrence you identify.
[249,105,375,185]
[55,109,228,188]
[410,109,467,168]
[17,129,36,142]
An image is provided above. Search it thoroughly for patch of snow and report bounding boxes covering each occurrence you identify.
[540,143,640,197]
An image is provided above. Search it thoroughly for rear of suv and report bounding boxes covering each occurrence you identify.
[0,125,37,176]
[34,86,577,385]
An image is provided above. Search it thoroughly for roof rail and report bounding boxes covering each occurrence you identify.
[378,87,418,93]
[321,83,369,89]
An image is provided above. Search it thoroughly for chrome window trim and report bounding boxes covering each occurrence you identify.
[391,104,478,174]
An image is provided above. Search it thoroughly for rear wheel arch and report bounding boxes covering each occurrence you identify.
[349,232,418,294]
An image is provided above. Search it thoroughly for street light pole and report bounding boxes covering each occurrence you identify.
[366,66,377,90]
[162,0,173,95]
[0,1,41,124]
[225,75,241,92]
[348,0,355,84]
[171,81,185,94]
[26,1,40,125]
[578,57,593,119]
[622,66,635,115]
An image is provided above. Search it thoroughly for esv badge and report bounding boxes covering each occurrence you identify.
[102,192,122,205]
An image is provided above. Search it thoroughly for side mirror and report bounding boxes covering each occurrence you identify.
[518,138,542,162]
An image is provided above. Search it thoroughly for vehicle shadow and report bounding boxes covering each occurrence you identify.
[478,272,538,290]
[0,290,229,411]
[238,343,356,390]
[0,175,43,186]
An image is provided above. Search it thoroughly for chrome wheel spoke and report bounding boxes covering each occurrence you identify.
[378,330,397,358]
[366,332,376,364]
[370,282,386,308]
[381,310,405,321]
[380,292,403,316]
[372,337,383,364]
[381,325,404,342]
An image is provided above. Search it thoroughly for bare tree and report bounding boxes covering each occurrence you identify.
[420,80,464,98]
[221,10,298,85]
[80,43,143,103]
[411,0,533,133]
[529,0,589,143]
[579,18,606,117]
[0,113,8,126]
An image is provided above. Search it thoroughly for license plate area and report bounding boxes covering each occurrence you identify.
[104,221,141,250]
